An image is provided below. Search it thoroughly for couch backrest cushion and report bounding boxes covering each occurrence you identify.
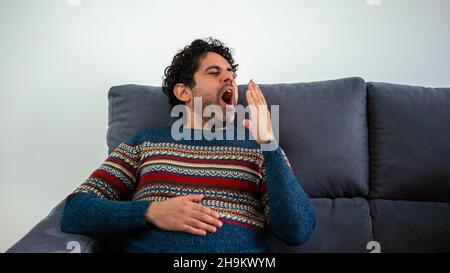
[107,84,175,154]
[368,82,450,202]
[107,77,369,198]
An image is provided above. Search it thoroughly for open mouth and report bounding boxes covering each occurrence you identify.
[221,88,234,105]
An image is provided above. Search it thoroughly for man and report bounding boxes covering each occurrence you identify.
[61,38,316,253]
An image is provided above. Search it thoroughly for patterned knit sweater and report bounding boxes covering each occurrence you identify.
[61,126,316,253]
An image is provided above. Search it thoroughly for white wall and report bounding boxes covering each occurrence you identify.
[1,0,449,252]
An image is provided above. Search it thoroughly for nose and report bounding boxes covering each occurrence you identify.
[223,70,235,85]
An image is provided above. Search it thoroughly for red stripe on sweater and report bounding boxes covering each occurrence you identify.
[107,157,137,174]
[91,169,130,197]
[141,172,259,193]
[259,181,267,194]
[220,218,262,232]
[142,154,259,170]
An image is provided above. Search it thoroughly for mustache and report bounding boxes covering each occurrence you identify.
[219,81,236,94]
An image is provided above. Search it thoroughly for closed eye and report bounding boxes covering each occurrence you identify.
[208,71,237,79]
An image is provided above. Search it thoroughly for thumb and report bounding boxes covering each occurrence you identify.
[184,194,205,202]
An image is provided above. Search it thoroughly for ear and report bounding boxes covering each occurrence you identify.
[173,83,192,103]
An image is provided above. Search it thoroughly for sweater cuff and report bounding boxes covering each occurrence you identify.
[261,141,283,162]
[122,200,153,229]
[260,138,280,152]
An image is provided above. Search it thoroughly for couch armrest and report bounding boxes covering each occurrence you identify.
[6,199,101,253]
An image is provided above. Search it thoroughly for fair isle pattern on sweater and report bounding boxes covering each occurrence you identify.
[74,141,277,231]
[62,127,317,252]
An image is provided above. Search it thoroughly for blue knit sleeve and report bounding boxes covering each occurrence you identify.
[261,144,316,246]
[61,192,152,236]
[61,129,153,236]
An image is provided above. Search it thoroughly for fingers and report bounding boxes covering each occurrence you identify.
[181,225,207,236]
[247,81,257,104]
[245,88,261,134]
[153,195,225,237]
[253,81,267,105]
[183,194,205,202]
[243,79,273,144]
[246,88,255,106]
[191,202,220,219]
[184,197,223,235]
[247,80,267,106]
[251,80,268,105]
[250,80,263,103]
[187,217,219,234]
[190,210,223,229]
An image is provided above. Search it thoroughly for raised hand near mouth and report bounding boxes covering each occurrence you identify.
[242,80,275,144]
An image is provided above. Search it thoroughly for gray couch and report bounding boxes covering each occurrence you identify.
[7,77,450,253]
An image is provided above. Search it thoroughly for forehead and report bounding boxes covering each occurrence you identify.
[199,52,230,69]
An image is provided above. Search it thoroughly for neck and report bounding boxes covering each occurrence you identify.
[184,106,227,131]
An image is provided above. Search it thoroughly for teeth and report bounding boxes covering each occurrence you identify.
[221,88,233,105]
[224,86,232,91]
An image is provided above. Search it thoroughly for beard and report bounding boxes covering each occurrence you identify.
[201,97,236,129]
[192,88,236,129]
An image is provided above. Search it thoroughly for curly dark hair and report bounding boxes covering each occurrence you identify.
[162,37,238,108]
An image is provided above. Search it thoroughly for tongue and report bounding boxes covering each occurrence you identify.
[221,91,233,105]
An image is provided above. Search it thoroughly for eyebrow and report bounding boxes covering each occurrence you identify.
[204,65,235,72]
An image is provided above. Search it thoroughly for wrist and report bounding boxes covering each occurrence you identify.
[257,133,275,144]
[145,201,159,224]
[260,138,279,152]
